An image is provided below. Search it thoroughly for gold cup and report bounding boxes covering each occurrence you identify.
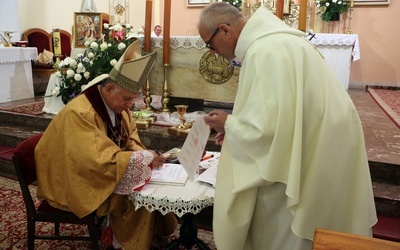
[175,105,188,129]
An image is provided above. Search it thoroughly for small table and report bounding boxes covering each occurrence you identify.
[129,178,214,249]
[311,33,360,90]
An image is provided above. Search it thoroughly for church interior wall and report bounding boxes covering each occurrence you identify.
[13,0,400,89]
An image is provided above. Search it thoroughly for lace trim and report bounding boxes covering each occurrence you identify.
[113,150,153,195]
[128,193,214,217]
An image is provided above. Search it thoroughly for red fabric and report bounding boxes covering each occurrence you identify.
[101,225,113,246]
[133,163,153,192]
[13,134,43,184]
[373,215,400,242]
[28,32,51,54]
[0,146,14,161]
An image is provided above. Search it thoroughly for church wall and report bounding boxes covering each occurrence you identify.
[348,1,399,86]
[14,0,400,87]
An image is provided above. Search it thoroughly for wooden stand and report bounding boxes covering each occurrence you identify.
[167,127,190,138]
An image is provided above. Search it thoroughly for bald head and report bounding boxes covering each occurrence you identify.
[197,2,246,60]
[198,2,245,33]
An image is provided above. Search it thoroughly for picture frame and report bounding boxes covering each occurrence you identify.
[74,12,103,48]
[354,0,390,5]
[187,0,212,7]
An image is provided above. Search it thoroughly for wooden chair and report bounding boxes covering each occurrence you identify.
[12,134,106,250]
[101,12,110,24]
[22,28,53,55]
[312,227,400,250]
[22,28,56,81]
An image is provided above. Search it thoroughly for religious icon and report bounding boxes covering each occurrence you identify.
[74,12,103,48]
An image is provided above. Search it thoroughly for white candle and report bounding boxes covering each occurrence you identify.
[52,27,62,55]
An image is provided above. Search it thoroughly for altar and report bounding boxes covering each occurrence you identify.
[0,47,37,104]
[311,33,360,90]
[43,36,240,115]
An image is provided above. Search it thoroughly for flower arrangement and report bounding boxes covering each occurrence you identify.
[315,0,350,22]
[231,58,241,68]
[222,0,243,11]
[52,23,144,104]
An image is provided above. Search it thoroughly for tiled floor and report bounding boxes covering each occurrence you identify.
[348,88,400,166]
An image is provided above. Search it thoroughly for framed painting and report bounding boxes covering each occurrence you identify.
[74,12,102,48]
[187,0,213,7]
[354,0,390,5]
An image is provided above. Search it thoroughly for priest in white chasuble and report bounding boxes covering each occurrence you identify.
[198,2,377,250]
[34,40,177,249]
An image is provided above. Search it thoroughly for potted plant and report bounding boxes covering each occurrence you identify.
[315,0,350,22]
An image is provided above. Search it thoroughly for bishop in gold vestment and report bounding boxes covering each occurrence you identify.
[34,40,177,249]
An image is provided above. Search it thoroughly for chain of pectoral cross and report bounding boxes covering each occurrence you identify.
[108,123,128,149]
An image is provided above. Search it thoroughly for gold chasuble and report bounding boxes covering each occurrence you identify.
[35,91,176,249]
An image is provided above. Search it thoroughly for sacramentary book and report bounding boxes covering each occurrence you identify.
[149,163,189,186]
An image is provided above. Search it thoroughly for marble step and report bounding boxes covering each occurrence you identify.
[0,110,399,219]
[0,111,51,132]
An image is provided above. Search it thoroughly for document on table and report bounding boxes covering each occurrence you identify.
[149,163,188,186]
[177,115,210,180]
[195,160,218,187]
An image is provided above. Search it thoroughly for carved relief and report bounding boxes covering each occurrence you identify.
[199,51,234,84]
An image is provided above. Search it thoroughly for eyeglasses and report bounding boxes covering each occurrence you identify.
[205,27,221,50]
[204,24,230,50]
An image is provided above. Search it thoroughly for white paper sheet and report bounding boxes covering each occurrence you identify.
[177,115,210,179]
[149,163,188,186]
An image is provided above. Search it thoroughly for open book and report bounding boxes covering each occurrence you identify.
[149,163,189,186]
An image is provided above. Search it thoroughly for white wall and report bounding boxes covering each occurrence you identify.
[17,0,146,37]
[0,0,21,42]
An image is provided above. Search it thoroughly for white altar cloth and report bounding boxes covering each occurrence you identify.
[42,73,65,115]
[0,47,37,103]
[311,33,360,90]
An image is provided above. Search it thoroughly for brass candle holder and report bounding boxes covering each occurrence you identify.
[345,7,354,34]
[144,78,153,112]
[162,64,170,113]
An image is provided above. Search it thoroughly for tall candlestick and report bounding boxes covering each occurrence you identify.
[163,0,171,65]
[52,27,62,55]
[298,0,307,31]
[144,0,152,53]
[275,0,284,20]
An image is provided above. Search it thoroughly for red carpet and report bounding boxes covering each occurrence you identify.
[0,176,216,249]
[367,86,400,128]
[0,101,45,115]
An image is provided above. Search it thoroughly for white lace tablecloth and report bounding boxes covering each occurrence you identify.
[310,33,359,90]
[129,179,214,218]
[0,47,37,103]
[311,33,360,61]
[141,36,206,50]
[0,47,37,63]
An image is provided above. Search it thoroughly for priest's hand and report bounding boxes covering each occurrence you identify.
[204,110,227,134]
[151,150,166,170]
[214,132,225,146]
